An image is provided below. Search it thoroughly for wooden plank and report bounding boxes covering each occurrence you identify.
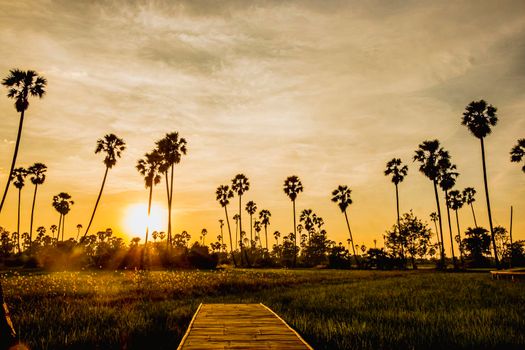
[177,303,313,350]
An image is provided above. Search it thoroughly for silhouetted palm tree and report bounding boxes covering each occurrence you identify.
[461,99,499,267]
[232,174,250,266]
[27,162,46,245]
[52,192,74,242]
[462,187,478,227]
[273,230,281,246]
[76,224,82,240]
[233,213,240,251]
[384,158,408,228]
[0,69,46,215]
[50,225,57,240]
[83,134,126,241]
[216,185,236,266]
[299,209,314,241]
[447,190,465,264]
[331,185,358,266]
[245,201,257,247]
[156,132,187,248]
[414,139,448,268]
[11,167,27,252]
[218,219,225,252]
[510,138,525,173]
[430,212,441,248]
[438,155,458,267]
[201,228,207,245]
[136,150,162,269]
[259,209,271,250]
[283,175,303,267]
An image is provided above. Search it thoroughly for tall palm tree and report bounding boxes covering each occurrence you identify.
[233,214,240,251]
[384,158,409,229]
[155,132,187,248]
[447,190,465,264]
[331,185,358,266]
[136,150,162,269]
[27,162,47,245]
[510,138,525,173]
[438,156,459,267]
[259,209,271,250]
[462,187,478,227]
[216,185,236,266]
[11,167,27,252]
[218,219,225,252]
[83,134,126,241]
[461,99,499,267]
[414,139,448,268]
[299,209,314,241]
[245,201,257,247]
[52,192,74,242]
[283,175,303,267]
[0,69,46,214]
[76,224,82,240]
[273,230,281,246]
[430,212,441,248]
[232,174,250,266]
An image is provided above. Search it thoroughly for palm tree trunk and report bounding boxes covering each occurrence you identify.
[0,110,25,214]
[433,181,446,268]
[62,214,66,242]
[169,165,175,247]
[82,166,109,241]
[292,199,297,267]
[444,190,456,268]
[235,218,238,251]
[433,220,440,248]
[480,138,499,268]
[510,205,513,268]
[57,214,62,245]
[470,203,478,227]
[224,206,237,267]
[395,183,404,259]
[220,226,224,253]
[265,225,268,250]
[344,210,359,267]
[16,188,21,253]
[250,214,253,247]
[455,209,464,265]
[164,172,170,249]
[140,185,153,270]
[29,183,38,247]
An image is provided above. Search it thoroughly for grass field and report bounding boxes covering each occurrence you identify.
[1,269,524,350]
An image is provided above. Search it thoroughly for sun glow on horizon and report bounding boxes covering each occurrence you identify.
[123,203,168,239]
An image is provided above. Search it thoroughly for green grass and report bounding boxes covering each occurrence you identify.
[1,269,524,349]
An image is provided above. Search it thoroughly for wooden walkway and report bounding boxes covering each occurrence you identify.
[177,303,313,349]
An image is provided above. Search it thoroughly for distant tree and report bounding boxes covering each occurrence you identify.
[510,138,525,173]
[273,230,281,246]
[232,174,250,266]
[438,155,459,267]
[76,224,83,240]
[253,220,262,248]
[414,139,448,268]
[155,132,187,247]
[52,192,74,242]
[50,225,57,240]
[384,158,409,229]
[27,162,47,245]
[331,185,358,267]
[201,228,207,245]
[259,209,271,250]
[462,227,491,267]
[136,150,162,269]
[447,190,465,264]
[430,212,441,248]
[299,209,315,240]
[216,185,236,266]
[83,134,126,241]
[461,100,499,267]
[462,187,478,227]
[245,201,257,247]
[0,69,47,216]
[10,167,27,252]
[218,219,225,252]
[283,176,303,267]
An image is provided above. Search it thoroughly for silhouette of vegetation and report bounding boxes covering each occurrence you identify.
[245,200,257,247]
[52,192,74,242]
[510,138,525,173]
[283,176,303,267]
[216,185,236,267]
[384,158,409,229]
[331,185,359,266]
[232,174,250,266]
[438,153,459,268]
[27,163,47,246]
[462,187,478,227]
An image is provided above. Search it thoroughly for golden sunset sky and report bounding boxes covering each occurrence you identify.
[0,0,524,252]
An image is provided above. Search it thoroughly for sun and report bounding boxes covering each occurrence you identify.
[123,202,168,239]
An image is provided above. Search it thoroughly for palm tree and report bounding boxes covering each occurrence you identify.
[136,150,162,269]
[283,175,303,267]
[218,219,225,252]
[331,185,358,266]
[83,134,126,241]
[462,187,478,227]
[27,162,47,245]
[11,167,27,252]
[76,224,82,240]
[0,69,46,214]
[414,140,448,268]
[216,185,236,266]
[201,228,207,245]
[299,209,314,241]
[447,190,465,264]
[273,230,281,246]
[259,209,271,250]
[438,156,458,267]
[245,201,257,247]
[232,174,250,266]
[50,225,57,240]
[52,192,74,242]
[233,214,240,250]
[430,212,441,248]
[155,132,187,248]
[461,99,499,267]
[384,158,409,229]
[510,138,525,173]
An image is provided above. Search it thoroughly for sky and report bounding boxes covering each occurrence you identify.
[0,0,524,252]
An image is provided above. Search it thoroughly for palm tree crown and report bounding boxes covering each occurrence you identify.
[52,192,74,216]
[245,201,257,215]
[331,185,352,212]
[232,174,250,196]
[136,150,163,188]
[11,167,27,189]
[510,138,525,173]
[414,140,448,181]
[283,176,303,201]
[216,185,234,207]
[259,209,271,225]
[462,187,476,205]
[95,134,126,168]
[447,190,465,211]
[2,69,47,112]
[384,158,408,184]
[28,163,47,185]
[461,100,498,139]
[156,132,187,172]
